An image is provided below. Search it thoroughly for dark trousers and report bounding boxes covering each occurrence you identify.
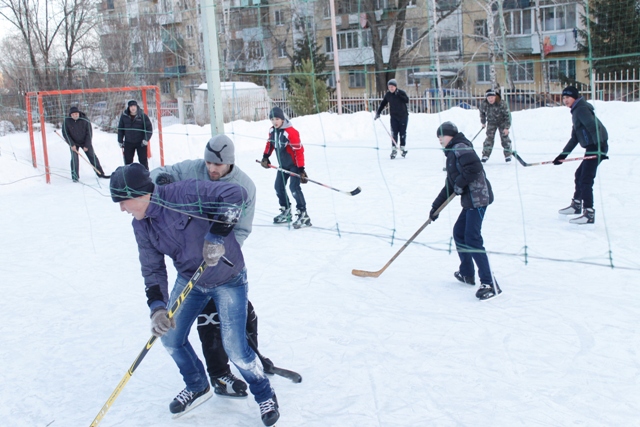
[573,147,607,209]
[452,206,493,285]
[275,167,306,211]
[123,142,148,170]
[197,299,258,379]
[70,143,104,179]
[390,116,408,149]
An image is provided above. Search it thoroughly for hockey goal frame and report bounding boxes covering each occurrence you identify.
[25,85,165,183]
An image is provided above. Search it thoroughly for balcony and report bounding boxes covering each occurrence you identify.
[158,10,182,25]
[164,65,187,77]
[163,37,184,52]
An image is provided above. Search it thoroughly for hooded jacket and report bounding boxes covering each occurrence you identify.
[62,111,92,147]
[131,179,248,313]
[149,160,256,246]
[117,106,153,145]
[561,97,609,155]
[376,89,409,120]
[264,120,304,170]
[479,95,511,128]
[433,132,494,210]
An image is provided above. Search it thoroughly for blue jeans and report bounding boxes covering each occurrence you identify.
[161,268,273,403]
[452,207,493,285]
[275,166,306,211]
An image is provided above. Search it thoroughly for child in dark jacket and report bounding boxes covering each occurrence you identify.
[260,107,311,229]
[430,121,501,300]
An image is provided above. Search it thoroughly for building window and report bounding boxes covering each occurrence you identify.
[439,37,458,52]
[375,0,389,9]
[186,25,194,39]
[407,68,420,85]
[188,52,196,67]
[349,71,365,88]
[502,9,532,35]
[474,19,487,37]
[436,0,457,11]
[275,10,284,26]
[477,64,491,83]
[405,27,418,47]
[161,81,172,94]
[327,71,336,88]
[278,76,287,91]
[325,36,333,53]
[129,17,138,26]
[362,29,372,47]
[508,61,534,82]
[278,42,287,58]
[337,31,359,50]
[106,0,114,9]
[175,80,182,92]
[247,41,264,59]
[379,27,388,47]
[549,59,576,81]
[541,3,577,32]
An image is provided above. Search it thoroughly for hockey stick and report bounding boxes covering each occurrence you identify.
[54,130,106,176]
[246,333,303,383]
[256,160,361,196]
[513,152,597,167]
[90,258,234,426]
[352,193,456,278]
[469,127,484,143]
[377,117,400,150]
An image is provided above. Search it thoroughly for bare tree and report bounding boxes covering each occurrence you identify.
[59,0,99,88]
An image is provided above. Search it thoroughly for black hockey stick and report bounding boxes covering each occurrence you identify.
[352,194,456,278]
[246,333,302,383]
[513,151,597,167]
[256,160,361,196]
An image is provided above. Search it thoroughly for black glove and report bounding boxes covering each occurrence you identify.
[260,156,271,169]
[155,173,175,186]
[118,141,124,149]
[374,113,380,120]
[299,167,309,184]
[553,153,568,165]
[429,206,439,222]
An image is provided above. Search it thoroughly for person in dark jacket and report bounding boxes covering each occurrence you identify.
[62,106,109,181]
[429,121,500,301]
[109,163,280,426]
[479,88,512,163]
[117,100,153,169]
[260,107,311,229]
[375,79,410,159]
[554,86,609,225]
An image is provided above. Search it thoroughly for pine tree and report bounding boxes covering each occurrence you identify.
[288,59,329,116]
[579,0,640,74]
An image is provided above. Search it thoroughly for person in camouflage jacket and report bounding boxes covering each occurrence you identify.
[479,89,512,162]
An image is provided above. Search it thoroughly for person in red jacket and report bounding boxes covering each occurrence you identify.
[260,107,311,229]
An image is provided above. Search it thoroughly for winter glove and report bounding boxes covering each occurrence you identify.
[118,141,124,149]
[150,308,175,338]
[155,173,175,186]
[454,184,464,195]
[553,153,568,165]
[142,140,148,146]
[299,167,309,184]
[202,233,226,266]
[374,113,380,120]
[429,206,439,222]
[260,156,271,169]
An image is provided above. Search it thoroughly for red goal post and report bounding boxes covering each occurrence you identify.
[25,86,165,184]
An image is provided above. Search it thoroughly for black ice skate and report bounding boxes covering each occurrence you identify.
[476,281,502,301]
[454,271,475,285]
[169,386,213,418]
[390,148,398,159]
[259,394,280,426]
[212,372,248,398]
[273,207,292,224]
[401,149,408,158]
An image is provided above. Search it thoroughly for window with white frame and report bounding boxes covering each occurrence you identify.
[278,42,287,58]
[349,71,365,88]
[278,76,287,91]
[549,59,576,81]
[188,52,196,67]
[541,3,577,31]
[379,27,388,46]
[326,71,336,88]
[405,27,419,47]
[337,31,359,50]
[325,36,333,53]
[407,68,420,85]
[186,25,194,38]
[362,29,372,47]
[375,0,389,9]
[275,10,284,26]
[508,61,534,82]
[161,80,171,94]
[501,9,532,35]
[439,37,458,52]
[477,64,491,82]
[247,41,263,59]
[474,19,487,37]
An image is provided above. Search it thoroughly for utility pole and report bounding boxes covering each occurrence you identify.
[328,0,342,114]
[201,0,224,135]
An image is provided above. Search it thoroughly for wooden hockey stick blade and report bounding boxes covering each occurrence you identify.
[351,194,456,278]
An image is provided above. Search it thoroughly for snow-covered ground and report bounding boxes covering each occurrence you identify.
[1,103,639,427]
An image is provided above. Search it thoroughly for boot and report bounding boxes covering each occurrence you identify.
[273,207,292,224]
[559,199,582,215]
[569,208,595,224]
[292,209,312,229]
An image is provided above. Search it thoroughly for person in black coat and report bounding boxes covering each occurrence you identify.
[375,79,409,159]
[117,100,153,169]
[62,106,109,181]
[554,86,609,224]
[429,121,500,300]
